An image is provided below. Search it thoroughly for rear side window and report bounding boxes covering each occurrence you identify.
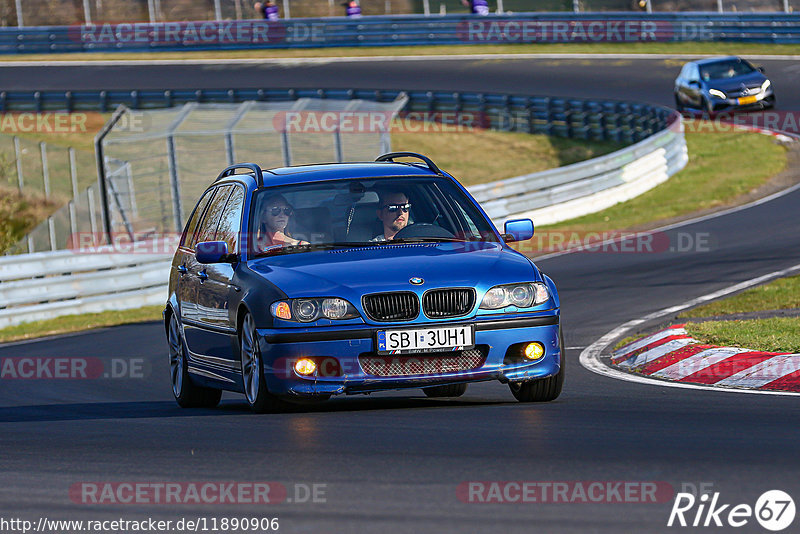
[214,185,245,253]
[193,185,232,247]
[181,188,216,248]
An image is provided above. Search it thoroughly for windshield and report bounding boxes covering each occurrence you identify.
[700,59,756,81]
[249,176,500,257]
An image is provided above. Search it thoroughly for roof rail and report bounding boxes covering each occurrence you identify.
[375,152,442,175]
[215,163,264,187]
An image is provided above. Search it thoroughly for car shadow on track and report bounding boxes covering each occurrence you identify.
[0,396,519,423]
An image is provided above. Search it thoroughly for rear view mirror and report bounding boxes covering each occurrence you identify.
[503,219,534,242]
[196,241,231,264]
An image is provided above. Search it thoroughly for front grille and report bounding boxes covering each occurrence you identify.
[359,347,487,377]
[362,292,419,322]
[423,288,475,318]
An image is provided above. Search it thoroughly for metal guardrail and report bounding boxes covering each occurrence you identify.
[2,12,800,54]
[0,248,170,328]
[0,88,673,145]
[473,119,687,225]
[0,87,684,327]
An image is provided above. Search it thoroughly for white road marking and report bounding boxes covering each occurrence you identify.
[651,346,748,380]
[715,354,800,388]
[612,327,688,359]
[3,52,800,68]
[622,338,696,369]
[579,261,800,396]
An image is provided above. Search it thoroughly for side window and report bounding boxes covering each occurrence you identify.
[181,188,215,248]
[214,185,245,253]
[689,65,699,81]
[193,185,232,247]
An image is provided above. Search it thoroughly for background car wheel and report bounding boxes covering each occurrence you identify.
[422,383,467,398]
[674,93,684,112]
[702,97,715,117]
[167,313,222,408]
[508,329,566,403]
[240,313,290,413]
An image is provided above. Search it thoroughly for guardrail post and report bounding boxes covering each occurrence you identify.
[15,0,23,27]
[40,142,50,199]
[13,137,24,192]
[82,0,92,24]
[166,135,183,232]
[88,187,98,236]
[147,0,156,23]
[69,147,79,200]
[48,217,56,251]
[68,200,77,243]
[283,0,291,19]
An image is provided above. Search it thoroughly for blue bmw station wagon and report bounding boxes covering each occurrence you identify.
[165,153,563,412]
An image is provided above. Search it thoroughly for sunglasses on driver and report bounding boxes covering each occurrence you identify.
[268,206,293,216]
[382,203,411,214]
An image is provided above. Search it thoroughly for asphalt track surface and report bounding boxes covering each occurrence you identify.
[2,57,800,533]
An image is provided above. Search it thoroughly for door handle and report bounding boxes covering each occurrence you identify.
[198,269,208,281]
[177,264,188,274]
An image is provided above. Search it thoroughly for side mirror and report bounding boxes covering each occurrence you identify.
[196,241,232,264]
[502,219,534,242]
[758,66,765,73]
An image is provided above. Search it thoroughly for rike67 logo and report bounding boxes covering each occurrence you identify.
[668,490,795,531]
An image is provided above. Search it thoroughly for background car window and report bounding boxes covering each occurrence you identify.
[193,185,232,247]
[182,188,216,248]
[214,185,244,253]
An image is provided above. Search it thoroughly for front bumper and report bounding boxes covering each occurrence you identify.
[256,313,561,398]
[709,88,774,111]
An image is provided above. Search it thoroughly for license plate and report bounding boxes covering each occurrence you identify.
[738,95,758,105]
[376,325,474,355]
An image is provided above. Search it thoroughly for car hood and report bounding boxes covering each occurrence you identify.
[247,242,538,298]
[705,72,767,92]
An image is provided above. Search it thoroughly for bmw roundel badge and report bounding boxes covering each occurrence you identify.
[410,277,424,285]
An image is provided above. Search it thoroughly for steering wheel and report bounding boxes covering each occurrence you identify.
[393,223,455,240]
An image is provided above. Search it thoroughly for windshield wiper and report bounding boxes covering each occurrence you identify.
[391,237,469,243]
[253,241,388,258]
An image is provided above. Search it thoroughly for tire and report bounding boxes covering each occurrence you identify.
[167,312,222,408]
[702,96,714,117]
[423,383,468,398]
[240,312,290,413]
[508,329,565,403]
[674,93,684,113]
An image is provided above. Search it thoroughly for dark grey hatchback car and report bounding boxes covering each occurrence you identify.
[674,56,775,114]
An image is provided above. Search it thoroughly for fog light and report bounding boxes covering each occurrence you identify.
[294,358,317,376]
[523,342,545,361]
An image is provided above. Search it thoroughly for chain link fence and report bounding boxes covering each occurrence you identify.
[6,96,406,253]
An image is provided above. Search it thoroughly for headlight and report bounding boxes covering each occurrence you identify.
[708,88,726,99]
[762,79,771,92]
[270,298,359,322]
[480,282,549,310]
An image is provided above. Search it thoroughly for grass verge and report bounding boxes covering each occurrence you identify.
[544,122,787,232]
[684,318,800,353]
[0,185,58,252]
[393,123,623,186]
[0,306,164,344]
[679,274,800,318]
[7,42,800,62]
